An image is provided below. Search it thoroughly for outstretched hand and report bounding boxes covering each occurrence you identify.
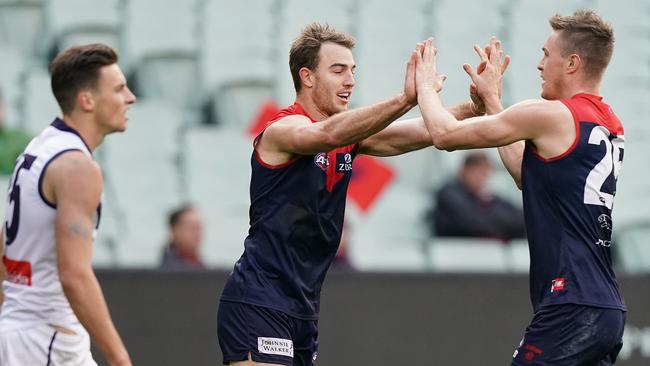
[464,36,510,114]
[414,38,447,95]
[403,47,418,106]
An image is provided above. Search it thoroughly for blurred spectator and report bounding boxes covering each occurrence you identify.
[0,89,32,175]
[160,204,205,270]
[429,152,526,242]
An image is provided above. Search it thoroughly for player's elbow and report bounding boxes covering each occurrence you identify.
[58,264,92,293]
[432,134,457,151]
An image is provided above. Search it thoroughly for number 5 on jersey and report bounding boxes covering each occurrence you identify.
[5,154,37,245]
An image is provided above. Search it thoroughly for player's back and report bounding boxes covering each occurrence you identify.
[1,118,96,331]
[521,93,626,313]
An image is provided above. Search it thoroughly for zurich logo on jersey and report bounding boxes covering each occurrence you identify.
[336,153,353,172]
[314,153,329,171]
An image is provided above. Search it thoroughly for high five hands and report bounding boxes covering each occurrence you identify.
[412,36,510,114]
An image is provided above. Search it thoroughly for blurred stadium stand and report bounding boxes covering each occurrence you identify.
[0,0,648,276]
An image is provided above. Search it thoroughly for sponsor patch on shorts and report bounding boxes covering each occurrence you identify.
[258,337,294,358]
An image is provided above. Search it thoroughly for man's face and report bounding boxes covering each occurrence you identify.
[91,64,136,133]
[537,30,569,100]
[171,209,203,254]
[461,161,492,195]
[311,42,356,116]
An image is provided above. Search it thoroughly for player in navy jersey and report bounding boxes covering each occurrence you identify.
[217,23,506,366]
[414,10,625,366]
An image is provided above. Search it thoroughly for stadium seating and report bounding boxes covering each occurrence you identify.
[506,238,530,273]
[121,0,199,108]
[0,46,26,128]
[183,126,252,268]
[20,68,60,135]
[428,237,508,273]
[44,0,120,56]
[199,0,274,92]
[96,100,184,267]
[348,184,430,271]
[0,0,45,57]
[0,0,647,272]
[0,175,9,215]
[614,223,650,274]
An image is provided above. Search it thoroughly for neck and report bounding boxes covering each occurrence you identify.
[560,76,601,99]
[295,92,330,121]
[61,113,104,152]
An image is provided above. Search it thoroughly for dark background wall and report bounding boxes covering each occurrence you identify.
[94,271,650,366]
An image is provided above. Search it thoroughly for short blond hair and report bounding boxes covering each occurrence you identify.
[549,10,614,78]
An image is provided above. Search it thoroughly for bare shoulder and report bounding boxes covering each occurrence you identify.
[46,151,102,202]
[257,114,313,151]
[48,151,101,182]
[509,99,571,118]
[264,114,312,133]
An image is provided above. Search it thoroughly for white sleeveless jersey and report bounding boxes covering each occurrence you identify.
[0,118,100,331]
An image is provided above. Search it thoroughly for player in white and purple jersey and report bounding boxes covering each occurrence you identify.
[415,10,625,366]
[0,44,135,366]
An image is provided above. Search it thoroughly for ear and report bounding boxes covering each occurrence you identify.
[567,53,581,75]
[299,67,314,89]
[76,90,95,112]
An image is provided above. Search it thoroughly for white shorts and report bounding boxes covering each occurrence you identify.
[0,324,97,366]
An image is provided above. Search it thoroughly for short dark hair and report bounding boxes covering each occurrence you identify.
[549,10,614,78]
[168,204,195,228]
[48,43,118,114]
[289,22,355,92]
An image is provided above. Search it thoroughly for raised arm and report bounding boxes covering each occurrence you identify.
[357,44,507,157]
[414,39,573,155]
[258,52,418,165]
[356,101,484,157]
[45,151,131,366]
[463,37,525,188]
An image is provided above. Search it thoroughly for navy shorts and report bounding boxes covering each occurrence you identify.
[512,304,625,366]
[217,301,318,366]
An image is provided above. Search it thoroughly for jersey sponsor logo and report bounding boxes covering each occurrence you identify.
[595,239,612,247]
[258,337,294,358]
[598,214,612,232]
[2,256,32,286]
[522,343,544,363]
[336,153,353,172]
[314,153,329,171]
[551,278,566,293]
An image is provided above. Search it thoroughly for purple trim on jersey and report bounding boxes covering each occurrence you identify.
[46,330,58,366]
[37,149,84,209]
[51,118,93,154]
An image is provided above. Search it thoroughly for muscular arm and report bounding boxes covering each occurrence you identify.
[482,98,526,189]
[258,53,418,165]
[46,152,131,366]
[415,39,573,156]
[356,101,483,156]
[259,93,415,164]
